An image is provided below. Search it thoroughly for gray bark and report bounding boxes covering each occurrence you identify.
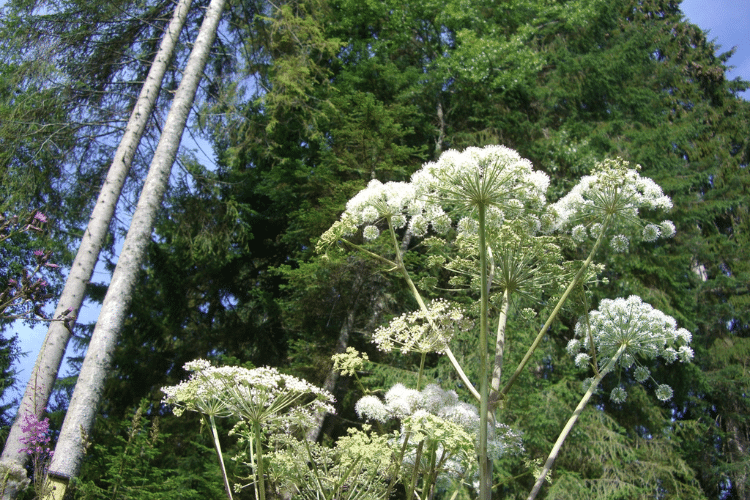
[0,0,193,496]
[45,0,226,481]
[306,267,388,443]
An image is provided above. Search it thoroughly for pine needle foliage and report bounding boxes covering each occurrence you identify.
[73,400,224,499]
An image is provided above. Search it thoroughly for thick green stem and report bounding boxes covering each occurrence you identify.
[417,352,426,391]
[406,440,424,500]
[208,415,234,500]
[526,343,627,500]
[477,205,491,500]
[386,220,480,402]
[499,217,610,399]
[422,443,438,500]
[384,432,411,499]
[253,421,266,500]
[490,289,510,410]
[246,427,259,500]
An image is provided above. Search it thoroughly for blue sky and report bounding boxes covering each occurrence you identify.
[681,0,749,99]
[5,0,750,408]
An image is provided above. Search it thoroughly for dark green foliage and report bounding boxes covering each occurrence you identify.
[73,400,225,499]
[141,0,748,496]
[3,0,748,497]
[0,334,20,438]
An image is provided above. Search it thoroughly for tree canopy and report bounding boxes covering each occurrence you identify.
[1,0,748,498]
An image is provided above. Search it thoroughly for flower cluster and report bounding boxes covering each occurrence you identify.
[372,299,472,354]
[345,180,418,226]
[331,347,369,377]
[316,179,451,247]
[317,146,552,251]
[162,360,335,429]
[19,413,53,458]
[1,212,48,240]
[267,426,393,499]
[355,383,523,461]
[28,212,48,231]
[411,146,550,214]
[315,215,359,252]
[18,412,54,498]
[401,410,475,477]
[1,212,61,322]
[567,295,693,401]
[447,219,566,302]
[551,158,675,250]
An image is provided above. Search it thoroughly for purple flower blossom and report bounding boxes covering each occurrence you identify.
[33,249,44,257]
[33,212,48,223]
[18,413,53,458]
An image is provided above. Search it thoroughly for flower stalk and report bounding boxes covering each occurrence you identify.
[490,288,510,406]
[477,204,491,500]
[526,343,627,500]
[207,415,234,500]
[499,215,610,400]
[253,421,266,500]
[386,218,481,402]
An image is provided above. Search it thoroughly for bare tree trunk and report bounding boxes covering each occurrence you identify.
[725,408,749,500]
[0,1,193,497]
[305,305,357,443]
[305,256,394,443]
[40,0,226,496]
[305,270,377,443]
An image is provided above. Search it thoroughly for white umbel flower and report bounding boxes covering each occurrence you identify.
[568,296,693,402]
[411,145,549,213]
[162,361,335,428]
[610,234,629,252]
[660,220,676,238]
[642,224,661,242]
[355,395,389,422]
[551,158,675,249]
[372,299,472,354]
[363,225,380,241]
[571,224,588,242]
[610,387,627,403]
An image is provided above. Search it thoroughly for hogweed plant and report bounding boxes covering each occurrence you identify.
[316,146,688,500]
[354,383,523,500]
[265,425,395,499]
[526,296,693,500]
[162,361,335,500]
[163,146,691,499]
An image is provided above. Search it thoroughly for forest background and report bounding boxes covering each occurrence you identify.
[1,0,748,498]
[5,0,748,409]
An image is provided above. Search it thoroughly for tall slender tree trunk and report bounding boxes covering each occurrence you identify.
[40,0,226,497]
[0,1,193,497]
[305,271,380,443]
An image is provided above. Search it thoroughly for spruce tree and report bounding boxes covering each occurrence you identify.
[13,0,744,497]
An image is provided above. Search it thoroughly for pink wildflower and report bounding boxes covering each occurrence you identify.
[18,413,53,458]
